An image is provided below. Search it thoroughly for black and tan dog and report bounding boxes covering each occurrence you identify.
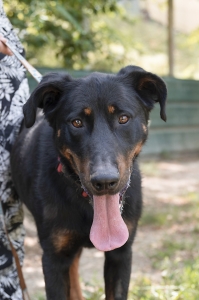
[11,66,167,300]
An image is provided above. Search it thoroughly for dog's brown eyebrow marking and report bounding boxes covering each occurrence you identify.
[84,107,92,116]
[57,129,61,137]
[108,105,115,114]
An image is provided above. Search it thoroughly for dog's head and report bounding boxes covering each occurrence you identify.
[23,65,167,251]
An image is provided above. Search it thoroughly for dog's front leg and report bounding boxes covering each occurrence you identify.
[42,253,71,299]
[42,250,83,300]
[104,244,132,300]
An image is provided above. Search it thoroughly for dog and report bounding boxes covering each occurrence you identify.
[11,65,167,300]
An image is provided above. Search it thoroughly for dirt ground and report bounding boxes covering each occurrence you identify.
[22,153,199,299]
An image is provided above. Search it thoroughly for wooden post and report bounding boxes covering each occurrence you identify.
[168,0,174,76]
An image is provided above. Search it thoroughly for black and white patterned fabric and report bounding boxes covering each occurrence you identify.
[0,1,29,299]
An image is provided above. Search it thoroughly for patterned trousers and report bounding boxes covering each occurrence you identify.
[0,22,29,300]
[0,2,30,298]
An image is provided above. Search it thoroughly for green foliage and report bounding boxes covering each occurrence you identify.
[4,0,118,68]
[4,1,199,77]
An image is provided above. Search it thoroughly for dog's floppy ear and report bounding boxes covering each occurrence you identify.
[118,65,167,121]
[23,73,72,128]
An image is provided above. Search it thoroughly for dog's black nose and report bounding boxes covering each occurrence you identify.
[90,172,119,192]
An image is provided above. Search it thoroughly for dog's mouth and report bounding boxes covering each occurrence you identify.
[82,183,128,213]
[58,158,130,251]
[81,182,130,252]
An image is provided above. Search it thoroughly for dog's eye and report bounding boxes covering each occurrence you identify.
[118,115,129,124]
[72,119,83,128]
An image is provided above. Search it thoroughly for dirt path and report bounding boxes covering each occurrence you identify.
[22,154,199,299]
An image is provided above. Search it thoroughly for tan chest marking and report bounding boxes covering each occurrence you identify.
[52,230,74,253]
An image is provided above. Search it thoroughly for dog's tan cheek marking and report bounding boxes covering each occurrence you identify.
[57,129,61,137]
[79,159,90,182]
[134,142,143,156]
[117,143,143,177]
[108,105,115,114]
[127,142,143,163]
[84,107,92,116]
[62,147,72,157]
[61,147,78,173]
[61,147,71,161]
[117,154,128,178]
[69,250,84,300]
[61,147,90,181]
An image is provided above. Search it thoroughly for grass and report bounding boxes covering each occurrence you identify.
[82,259,199,300]
[128,260,199,300]
[130,180,199,299]
[150,239,197,268]
[80,255,199,300]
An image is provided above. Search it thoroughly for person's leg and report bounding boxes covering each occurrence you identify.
[0,139,25,299]
[0,2,30,298]
[0,72,29,299]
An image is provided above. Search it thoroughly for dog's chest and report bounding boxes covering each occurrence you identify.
[51,228,93,253]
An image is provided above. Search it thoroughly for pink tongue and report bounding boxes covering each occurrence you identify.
[90,193,129,251]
